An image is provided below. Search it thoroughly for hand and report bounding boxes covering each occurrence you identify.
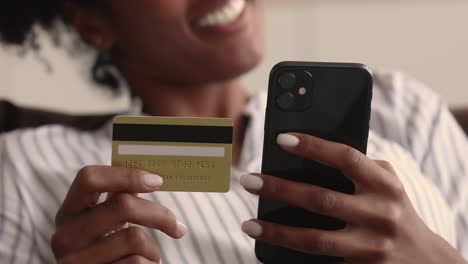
[50,166,188,264]
[240,133,466,264]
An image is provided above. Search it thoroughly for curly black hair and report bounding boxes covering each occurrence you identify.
[0,0,121,91]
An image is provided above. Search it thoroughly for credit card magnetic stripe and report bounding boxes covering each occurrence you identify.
[112,124,232,144]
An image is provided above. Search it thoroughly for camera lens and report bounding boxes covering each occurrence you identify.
[279,72,296,89]
[277,92,295,110]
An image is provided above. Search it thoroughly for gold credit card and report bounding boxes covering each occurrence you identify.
[112,116,233,192]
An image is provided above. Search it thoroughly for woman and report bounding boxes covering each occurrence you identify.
[0,0,467,263]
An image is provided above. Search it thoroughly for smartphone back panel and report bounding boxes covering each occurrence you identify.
[257,62,373,263]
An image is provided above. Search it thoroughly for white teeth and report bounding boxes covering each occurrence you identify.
[197,0,246,27]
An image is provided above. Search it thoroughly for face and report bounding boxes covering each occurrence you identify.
[79,0,264,86]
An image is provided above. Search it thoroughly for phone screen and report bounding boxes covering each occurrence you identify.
[257,62,373,263]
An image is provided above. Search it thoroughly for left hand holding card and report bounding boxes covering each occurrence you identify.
[52,165,187,263]
[111,116,233,192]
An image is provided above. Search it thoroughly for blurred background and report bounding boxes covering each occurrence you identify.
[0,0,467,114]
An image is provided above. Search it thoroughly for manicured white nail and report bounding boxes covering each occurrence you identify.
[240,174,264,191]
[176,220,188,238]
[242,221,263,237]
[142,173,164,188]
[277,134,300,147]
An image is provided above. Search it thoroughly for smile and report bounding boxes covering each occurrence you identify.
[196,0,247,28]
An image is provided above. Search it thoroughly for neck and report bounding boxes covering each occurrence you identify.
[120,68,245,118]
[121,68,249,165]
[136,80,247,119]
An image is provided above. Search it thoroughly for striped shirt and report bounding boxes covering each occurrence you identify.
[0,71,467,263]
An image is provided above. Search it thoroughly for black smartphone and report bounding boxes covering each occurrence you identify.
[256,61,373,263]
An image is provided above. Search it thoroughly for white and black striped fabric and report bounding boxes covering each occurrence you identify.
[0,71,467,263]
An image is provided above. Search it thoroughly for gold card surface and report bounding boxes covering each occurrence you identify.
[112,116,233,192]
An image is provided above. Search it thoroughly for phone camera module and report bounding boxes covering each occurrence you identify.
[277,92,295,110]
[279,72,296,89]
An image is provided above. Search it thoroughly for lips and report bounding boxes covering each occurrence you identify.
[195,0,247,28]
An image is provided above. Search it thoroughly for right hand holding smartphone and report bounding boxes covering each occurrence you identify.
[241,133,467,264]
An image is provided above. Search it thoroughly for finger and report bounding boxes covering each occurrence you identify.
[374,160,396,174]
[58,227,160,264]
[56,165,163,224]
[52,194,187,257]
[241,220,360,258]
[113,255,158,264]
[240,173,366,223]
[240,173,406,238]
[276,133,386,185]
[105,192,139,234]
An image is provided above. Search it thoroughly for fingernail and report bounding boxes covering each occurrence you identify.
[142,173,164,188]
[240,174,264,191]
[277,134,300,147]
[242,221,263,237]
[176,220,188,238]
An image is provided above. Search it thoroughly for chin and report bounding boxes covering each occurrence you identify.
[169,43,264,86]
[200,33,265,84]
[214,48,264,82]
